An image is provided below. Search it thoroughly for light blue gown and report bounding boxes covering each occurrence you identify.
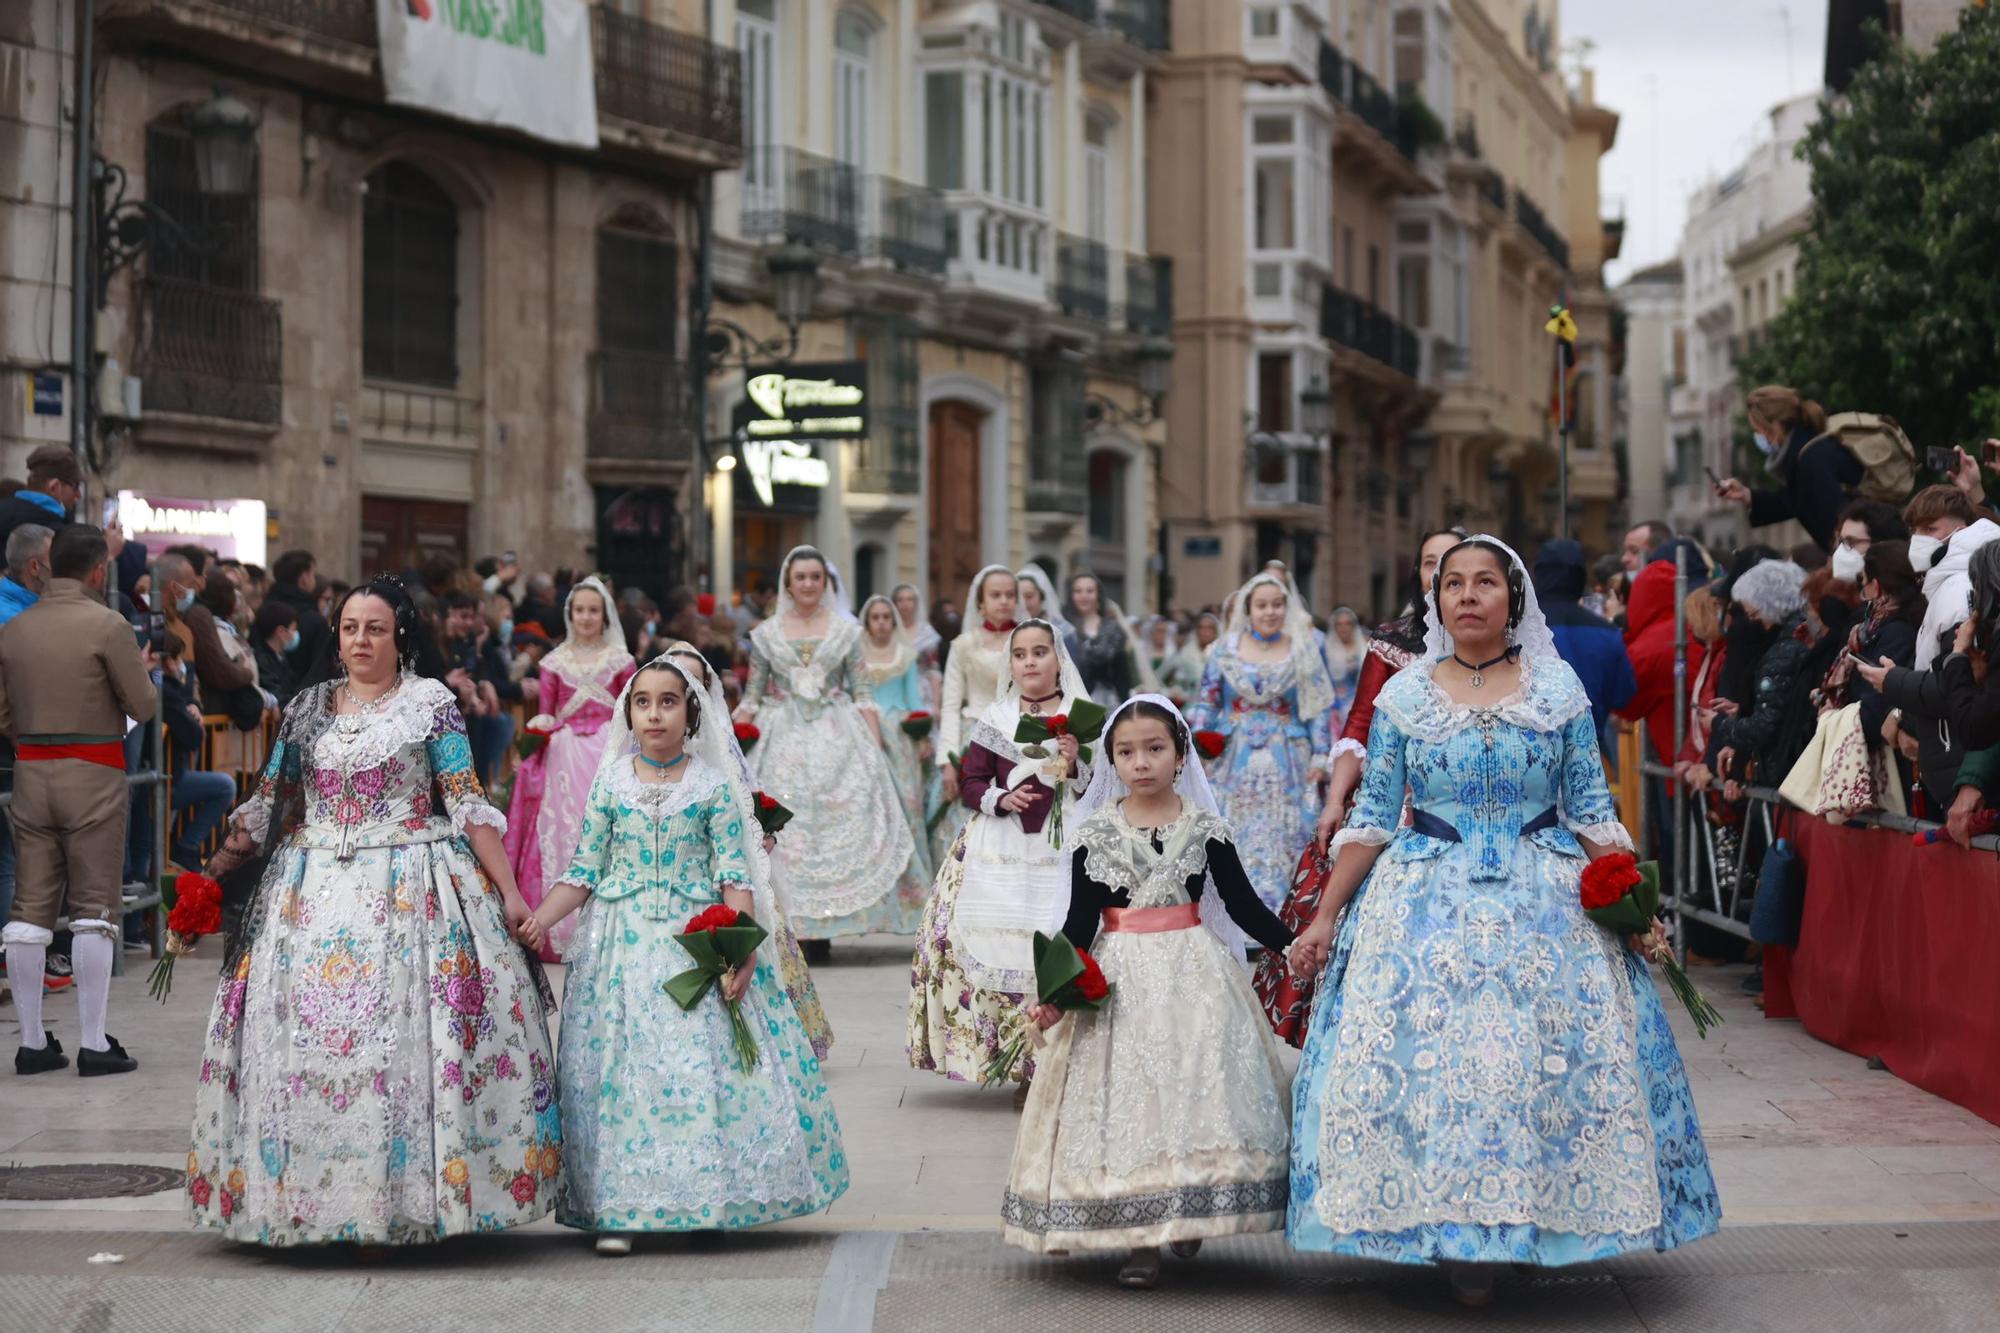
[553,755,848,1233]
[861,645,936,885]
[1186,639,1335,911]
[1288,659,1720,1265]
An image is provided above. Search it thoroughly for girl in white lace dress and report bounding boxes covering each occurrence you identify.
[1003,697,1294,1288]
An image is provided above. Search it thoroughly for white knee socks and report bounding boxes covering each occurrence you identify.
[71,929,114,1053]
[5,940,47,1049]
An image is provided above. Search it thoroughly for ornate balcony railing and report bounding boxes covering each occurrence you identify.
[1319,41,1418,162]
[1124,253,1173,335]
[136,278,282,425]
[1477,168,1508,214]
[1514,190,1571,271]
[866,175,948,276]
[1055,233,1110,322]
[740,146,861,254]
[176,0,374,47]
[593,8,743,152]
[1320,284,1421,380]
[588,349,697,465]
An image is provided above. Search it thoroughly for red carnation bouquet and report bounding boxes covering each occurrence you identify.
[665,904,770,1071]
[146,871,225,1002]
[900,711,934,742]
[751,790,793,839]
[733,720,761,753]
[1192,729,1227,761]
[1581,852,1723,1038]
[980,931,1115,1086]
[514,722,555,761]
[1011,698,1108,848]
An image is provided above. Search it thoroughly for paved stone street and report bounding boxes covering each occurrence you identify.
[6,940,2000,1331]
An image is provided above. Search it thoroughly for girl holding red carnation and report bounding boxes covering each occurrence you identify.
[519,656,847,1254]
[1003,697,1296,1290]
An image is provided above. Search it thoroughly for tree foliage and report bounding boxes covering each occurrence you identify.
[1740,8,2000,452]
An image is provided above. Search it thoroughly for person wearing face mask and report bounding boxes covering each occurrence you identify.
[1710,386,1858,552]
[249,600,303,709]
[1817,541,1923,750]
[153,552,258,717]
[1898,485,2000,672]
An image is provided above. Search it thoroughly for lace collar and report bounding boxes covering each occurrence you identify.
[604,751,726,816]
[313,675,455,770]
[860,637,913,678]
[1074,798,1228,905]
[1375,655,1587,742]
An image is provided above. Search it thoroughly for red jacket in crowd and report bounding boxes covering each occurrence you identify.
[1616,559,1706,763]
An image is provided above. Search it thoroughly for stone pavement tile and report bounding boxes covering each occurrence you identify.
[1861,1145,2000,1177]
[1775,1092,2000,1146]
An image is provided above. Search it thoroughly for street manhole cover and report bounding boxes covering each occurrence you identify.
[0,1163,184,1201]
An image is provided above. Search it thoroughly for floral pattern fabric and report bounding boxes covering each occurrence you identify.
[742,622,923,938]
[188,677,560,1247]
[1287,660,1721,1265]
[1186,644,1334,911]
[552,756,848,1232]
[905,833,1033,1084]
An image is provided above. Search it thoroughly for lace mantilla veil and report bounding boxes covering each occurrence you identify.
[997,617,1090,707]
[961,563,1015,634]
[775,544,856,623]
[537,574,631,682]
[1074,694,1249,961]
[1013,565,1075,639]
[586,654,778,932]
[1220,571,1337,722]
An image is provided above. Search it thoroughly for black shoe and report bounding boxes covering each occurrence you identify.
[801,939,832,965]
[1740,965,1764,996]
[77,1035,137,1077]
[15,1034,68,1075]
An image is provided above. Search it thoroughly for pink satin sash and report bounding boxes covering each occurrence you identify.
[1100,902,1202,934]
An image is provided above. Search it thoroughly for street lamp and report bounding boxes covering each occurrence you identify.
[188,87,260,197]
[1085,336,1175,427]
[703,242,824,370]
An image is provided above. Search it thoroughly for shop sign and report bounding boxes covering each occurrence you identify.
[1182,536,1223,558]
[28,373,62,416]
[114,491,268,565]
[737,361,868,441]
[376,0,599,150]
[740,438,830,508]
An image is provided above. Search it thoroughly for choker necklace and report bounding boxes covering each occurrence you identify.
[1248,626,1283,644]
[983,619,1016,634]
[637,751,689,772]
[1020,689,1062,712]
[1452,647,1515,689]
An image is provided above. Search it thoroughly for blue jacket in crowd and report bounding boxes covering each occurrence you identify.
[1533,539,1636,743]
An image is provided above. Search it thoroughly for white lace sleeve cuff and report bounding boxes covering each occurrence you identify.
[1329,825,1394,856]
[980,786,1003,816]
[232,800,271,845]
[1567,818,1635,852]
[1330,737,1368,763]
[453,802,509,839]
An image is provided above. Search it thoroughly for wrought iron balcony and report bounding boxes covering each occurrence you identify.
[593,7,744,153]
[1513,190,1571,271]
[1124,254,1173,335]
[850,412,922,496]
[136,278,282,425]
[1103,0,1169,51]
[1320,284,1422,381]
[1027,462,1089,516]
[1055,233,1110,322]
[867,175,948,276]
[1476,168,1508,214]
[588,349,697,466]
[163,0,374,47]
[740,146,861,254]
[1319,41,1418,162]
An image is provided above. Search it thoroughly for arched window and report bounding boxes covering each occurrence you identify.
[145,105,259,291]
[362,162,459,386]
[834,11,876,172]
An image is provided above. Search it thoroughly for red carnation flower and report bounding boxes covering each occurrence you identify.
[1072,952,1109,1002]
[733,721,761,751]
[683,905,743,935]
[906,710,932,722]
[1043,713,1070,736]
[167,873,224,938]
[756,792,778,811]
[1580,851,1642,911]
[1192,730,1227,760]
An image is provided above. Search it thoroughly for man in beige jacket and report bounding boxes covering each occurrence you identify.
[1,526,157,1076]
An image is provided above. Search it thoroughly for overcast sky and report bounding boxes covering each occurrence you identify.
[1562,0,1829,286]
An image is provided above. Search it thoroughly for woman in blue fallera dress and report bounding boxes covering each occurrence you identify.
[1186,572,1337,915]
[1283,537,1718,1307]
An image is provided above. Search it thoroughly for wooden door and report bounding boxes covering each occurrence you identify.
[928,400,985,605]
[359,496,468,578]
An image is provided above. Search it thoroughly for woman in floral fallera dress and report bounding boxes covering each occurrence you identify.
[505,575,635,962]
[189,579,560,1247]
[521,657,847,1250]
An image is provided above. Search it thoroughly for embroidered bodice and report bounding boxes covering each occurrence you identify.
[556,756,751,921]
[1075,804,1228,910]
[744,620,873,720]
[538,654,637,737]
[859,643,925,716]
[1186,644,1334,761]
[1331,659,1631,880]
[234,676,503,857]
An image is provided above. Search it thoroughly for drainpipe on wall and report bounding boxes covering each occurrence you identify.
[71,0,96,499]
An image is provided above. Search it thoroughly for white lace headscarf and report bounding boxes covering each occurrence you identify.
[538,574,631,680]
[1074,693,1249,961]
[590,654,776,931]
[857,594,914,674]
[775,545,856,624]
[1421,534,1558,667]
[890,581,941,658]
[1221,571,1337,720]
[962,563,1017,634]
[997,617,1090,707]
[1014,565,1075,638]
[1326,605,1366,679]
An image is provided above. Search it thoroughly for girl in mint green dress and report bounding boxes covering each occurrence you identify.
[522,657,847,1252]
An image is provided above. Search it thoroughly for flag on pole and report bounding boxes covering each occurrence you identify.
[1546,299,1579,430]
